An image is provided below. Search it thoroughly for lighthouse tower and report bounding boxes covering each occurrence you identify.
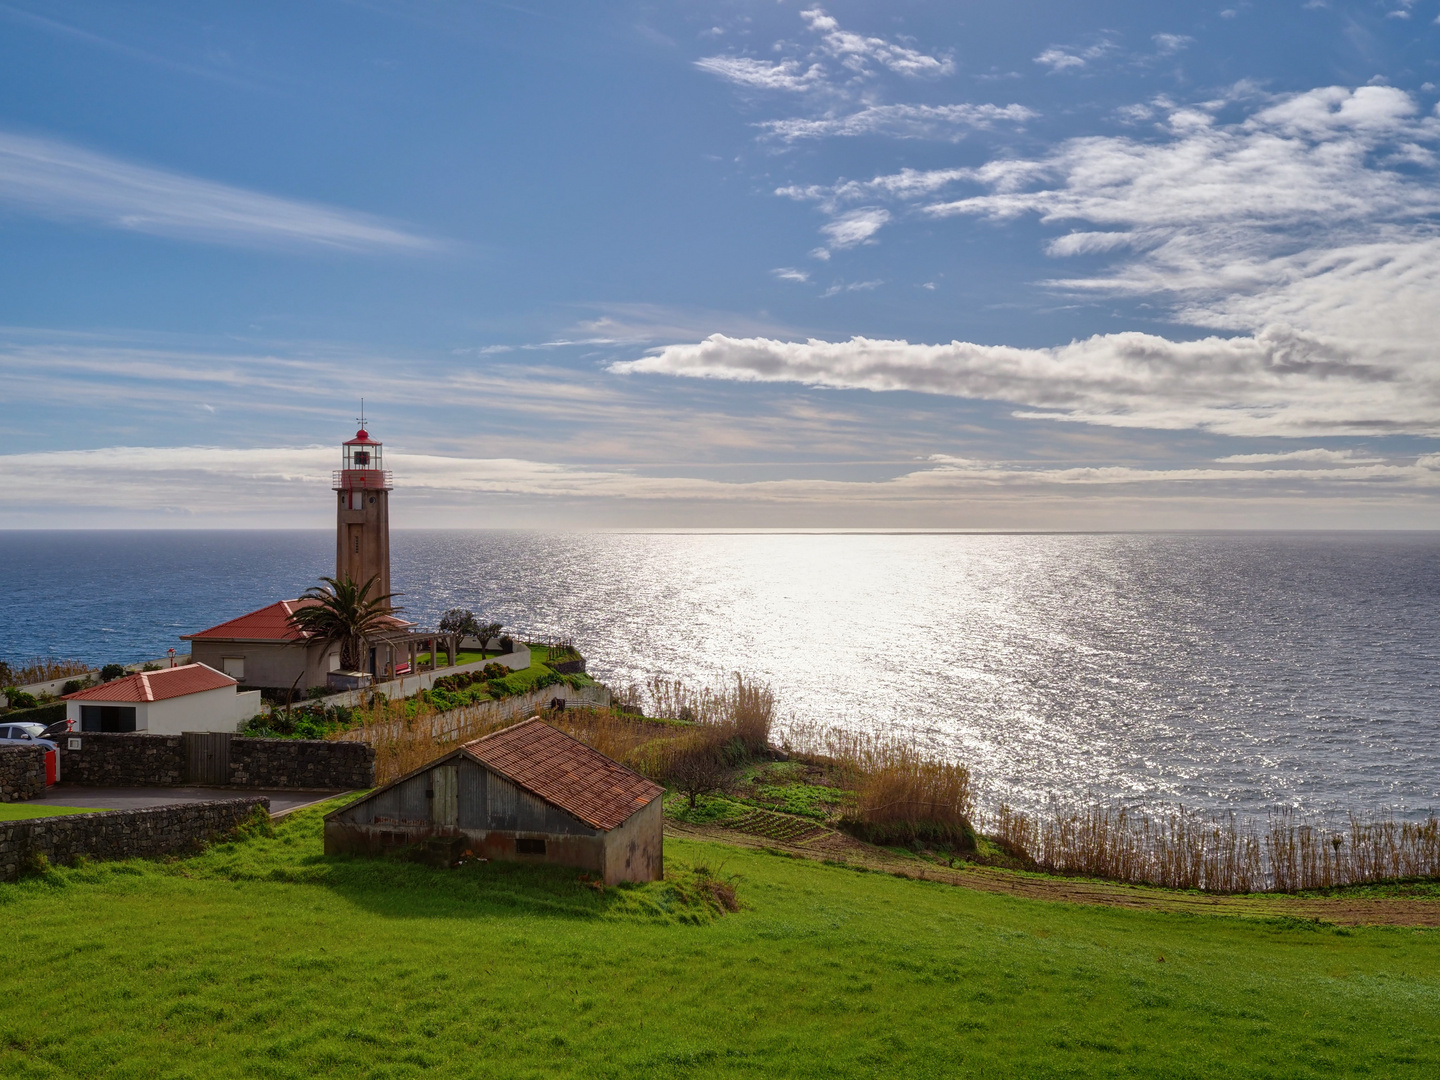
[334,419,393,608]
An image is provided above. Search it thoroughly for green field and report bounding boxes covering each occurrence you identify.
[0,802,97,821]
[1,801,1438,1078]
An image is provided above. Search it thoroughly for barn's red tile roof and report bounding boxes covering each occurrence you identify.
[63,663,236,703]
[181,598,410,642]
[463,719,663,831]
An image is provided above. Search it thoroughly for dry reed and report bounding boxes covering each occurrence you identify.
[6,657,92,686]
[990,802,1440,893]
[338,674,772,786]
[782,721,975,845]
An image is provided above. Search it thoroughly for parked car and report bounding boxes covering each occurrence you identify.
[0,721,58,752]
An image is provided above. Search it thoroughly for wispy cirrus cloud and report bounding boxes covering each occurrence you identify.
[691,56,826,93]
[758,103,1036,142]
[7,442,1440,525]
[924,86,1440,341]
[694,6,1027,147]
[798,7,953,79]
[1034,34,1120,74]
[0,130,443,253]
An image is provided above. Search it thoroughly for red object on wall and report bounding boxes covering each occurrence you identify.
[44,749,58,785]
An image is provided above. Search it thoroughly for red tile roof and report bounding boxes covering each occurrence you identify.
[64,663,236,703]
[181,598,409,642]
[463,719,664,831]
[181,599,318,642]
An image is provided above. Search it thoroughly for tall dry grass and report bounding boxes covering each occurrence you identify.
[340,674,774,786]
[990,802,1440,893]
[6,657,92,685]
[783,722,975,846]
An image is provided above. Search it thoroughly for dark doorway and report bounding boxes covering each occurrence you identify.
[80,705,137,732]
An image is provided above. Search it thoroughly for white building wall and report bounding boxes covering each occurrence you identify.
[65,686,263,735]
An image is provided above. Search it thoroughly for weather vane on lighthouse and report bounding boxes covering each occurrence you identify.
[356,398,368,434]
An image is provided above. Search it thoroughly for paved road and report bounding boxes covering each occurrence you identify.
[40,786,346,815]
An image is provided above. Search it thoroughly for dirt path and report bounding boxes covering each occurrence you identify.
[665,813,1440,928]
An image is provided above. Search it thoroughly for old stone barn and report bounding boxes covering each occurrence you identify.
[324,719,664,884]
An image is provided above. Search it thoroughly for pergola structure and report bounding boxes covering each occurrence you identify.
[366,627,463,680]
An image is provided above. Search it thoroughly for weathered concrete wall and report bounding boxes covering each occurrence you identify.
[60,733,187,786]
[0,797,268,882]
[0,745,46,803]
[58,732,372,790]
[602,794,664,885]
[229,737,373,790]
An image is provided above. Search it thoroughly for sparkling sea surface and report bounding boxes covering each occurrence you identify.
[2,530,1437,823]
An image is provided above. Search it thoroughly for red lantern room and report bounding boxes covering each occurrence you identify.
[335,428,392,492]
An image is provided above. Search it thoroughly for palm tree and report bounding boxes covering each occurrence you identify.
[288,574,400,672]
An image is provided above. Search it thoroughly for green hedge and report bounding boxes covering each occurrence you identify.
[1,702,67,726]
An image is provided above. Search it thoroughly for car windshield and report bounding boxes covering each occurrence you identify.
[12,723,46,737]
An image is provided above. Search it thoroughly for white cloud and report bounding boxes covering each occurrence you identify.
[758,102,1034,142]
[819,207,890,248]
[799,7,953,78]
[771,267,811,282]
[6,444,1438,527]
[918,85,1440,356]
[820,279,882,297]
[692,56,825,92]
[611,326,1440,438]
[1034,48,1086,73]
[1034,36,1118,74]
[0,130,441,253]
[1214,448,1381,463]
[1152,33,1194,55]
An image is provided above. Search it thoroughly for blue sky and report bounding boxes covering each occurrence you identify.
[3,0,1440,528]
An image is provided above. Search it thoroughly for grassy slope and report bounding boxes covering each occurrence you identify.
[0,803,96,821]
[1,804,1438,1079]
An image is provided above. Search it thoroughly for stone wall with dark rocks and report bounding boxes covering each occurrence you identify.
[0,745,46,803]
[0,797,267,882]
[229,737,374,790]
[59,733,187,787]
[55,732,373,790]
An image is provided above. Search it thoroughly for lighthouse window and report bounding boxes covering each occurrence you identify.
[349,491,364,510]
[353,450,370,466]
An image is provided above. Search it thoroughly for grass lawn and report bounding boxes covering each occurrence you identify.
[1,802,1438,1078]
[0,802,98,821]
[415,650,490,667]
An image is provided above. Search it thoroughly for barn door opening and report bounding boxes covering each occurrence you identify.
[431,764,459,828]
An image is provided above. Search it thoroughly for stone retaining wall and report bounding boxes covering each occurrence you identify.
[59,733,187,787]
[230,737,373,789]
[0,745,46,803]
[0,797,267,882]
[57,732,373,790]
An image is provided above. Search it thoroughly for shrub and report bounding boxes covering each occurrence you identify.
[100,664,127,682]
[62,678,92,695]
[5,688,38,709]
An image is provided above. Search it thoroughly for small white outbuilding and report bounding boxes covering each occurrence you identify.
[63,664,262,735]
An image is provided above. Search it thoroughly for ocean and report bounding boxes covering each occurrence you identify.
[3,530,1437,823]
